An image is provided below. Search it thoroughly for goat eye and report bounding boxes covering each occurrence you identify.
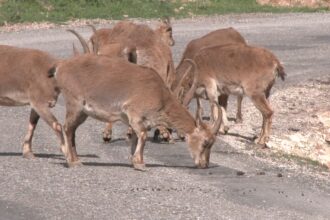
[166,28,172,32]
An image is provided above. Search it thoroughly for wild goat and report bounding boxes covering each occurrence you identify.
[48,55,221,169]
[174,27,247,124]
[68,20,177,143]
[89,18,175,53]
[183,44,286,145]
[0,45,66,158]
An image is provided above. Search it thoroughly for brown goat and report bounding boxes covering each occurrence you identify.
[174,28,247,125]
[49,55,221,169]
[183,44,286,146]
[68,20,177,143]
[89,18,175,53]
[0,45,66,158]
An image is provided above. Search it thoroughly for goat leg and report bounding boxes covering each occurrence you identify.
[251,94,273,146]
[235,95,243,123]
[22,109,40,159]
[102,122,113,143]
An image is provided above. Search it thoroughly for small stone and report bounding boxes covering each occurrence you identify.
[256,171,265,175]
[277,173,283,177]
[288,127,300,132]
[236,171,245,176]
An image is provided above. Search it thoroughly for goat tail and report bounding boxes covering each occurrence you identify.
[48,65,57,78]
[276,62,286,81]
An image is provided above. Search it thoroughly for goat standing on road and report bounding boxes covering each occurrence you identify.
[183,44,286,146]
[0,45,66,159]
[48,55,221,169]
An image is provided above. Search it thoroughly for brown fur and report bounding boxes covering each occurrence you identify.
[50,55,221,169]
[88,21,176,87]
[69,21,177,142]
[0,45,66,159]
[174,28,247,124]
[183,44,286,146]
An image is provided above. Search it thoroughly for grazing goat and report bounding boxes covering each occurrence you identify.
[183,44,286,146]
[0,45,66,158]
[48,55,221,169]
[68,20,177,143]
[174,27,247,124]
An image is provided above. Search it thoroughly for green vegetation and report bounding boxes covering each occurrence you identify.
[0,0,329,25]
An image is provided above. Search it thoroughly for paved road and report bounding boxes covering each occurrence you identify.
[0,13,329,220]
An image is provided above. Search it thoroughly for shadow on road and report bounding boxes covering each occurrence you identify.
[0,152,99,159]
[226,132,254,141]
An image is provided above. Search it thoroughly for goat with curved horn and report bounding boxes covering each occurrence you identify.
[67,29,91,54]
[87,24,99,54]
[182,59,198,106]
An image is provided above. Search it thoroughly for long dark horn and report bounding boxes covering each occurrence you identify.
[173,64,190,98]
[67,29,90,54]
[182,59,198,106]
[87,24,99,54]
[211,104,222,135]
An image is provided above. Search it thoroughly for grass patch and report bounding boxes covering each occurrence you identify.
[0,0,329,25]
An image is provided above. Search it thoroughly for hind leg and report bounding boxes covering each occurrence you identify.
[218,94,229,134]
[102,122,113,143]
[22,109,40,159]
[31,102,66,157]
[250,94,273,146]
[235,95,243,123]
[129,121,148,170]
[63,108,88,167]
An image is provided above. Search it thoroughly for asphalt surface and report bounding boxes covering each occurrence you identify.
[0,13,330,220]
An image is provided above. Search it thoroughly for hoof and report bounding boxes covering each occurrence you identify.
[126,132,132,140]
[133,163,146,171]
[67,160,83,168]
[219,126,229,135]
[23,152,35,159]
[103,136,112,143]
[253,138,269,149]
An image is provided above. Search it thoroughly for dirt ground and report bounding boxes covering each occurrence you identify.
[220,75,330,170]
[257,0,330,8]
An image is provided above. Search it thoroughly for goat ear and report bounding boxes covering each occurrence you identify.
[123,47,137,64]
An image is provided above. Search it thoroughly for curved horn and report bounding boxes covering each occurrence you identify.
[211,104,222,135]
[173,64,190,98]
[182,59,198,106]
[87,25,99,54]
[67,29,90,54]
